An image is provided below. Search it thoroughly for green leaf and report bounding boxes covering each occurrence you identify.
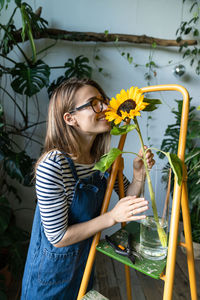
[11,60,50,96]
[64,55,92,79]
[143,98,162,111]
[152,41,157,48]
[176,36,182,43]
[197,105,200,111]
[111,124,136,135]
[193,29,199,37]
[165,153,183,185]
[93,148,122,173]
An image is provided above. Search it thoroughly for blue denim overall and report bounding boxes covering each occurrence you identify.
[21,156,108,300]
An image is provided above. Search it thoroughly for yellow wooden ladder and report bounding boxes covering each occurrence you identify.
[77,84,198,300]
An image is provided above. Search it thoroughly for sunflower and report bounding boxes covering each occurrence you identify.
[105,86,149,125]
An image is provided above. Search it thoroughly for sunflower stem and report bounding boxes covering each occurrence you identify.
[134,118,167,248]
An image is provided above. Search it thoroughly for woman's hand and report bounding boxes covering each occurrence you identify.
[109,195,148,224]
[133,146,155,180]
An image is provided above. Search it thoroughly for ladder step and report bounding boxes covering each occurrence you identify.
[81,290,109,300]
[96,222,167,279]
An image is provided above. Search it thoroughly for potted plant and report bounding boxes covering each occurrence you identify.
[0,2,94,296]
[159,99,200,259]
[0,104,33,298]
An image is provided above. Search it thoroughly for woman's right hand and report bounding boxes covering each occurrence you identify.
[108,195,149,225]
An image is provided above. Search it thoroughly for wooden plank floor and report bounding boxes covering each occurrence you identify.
[94,247,200,300]
[6,247,200,300]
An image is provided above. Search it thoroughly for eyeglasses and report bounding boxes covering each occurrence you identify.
[69,97,110,114]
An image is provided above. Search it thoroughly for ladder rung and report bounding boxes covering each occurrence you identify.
[81,290,109,300]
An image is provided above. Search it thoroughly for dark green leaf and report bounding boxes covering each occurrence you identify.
[184,27,192,35]
[110,124,136,135]
[0,23,16,55]
[193,29,199,37]
[64,55,92,79]
[93,148,122,173]
[176,36,182,43]
[183,49,191,58]
[11,60,50,96]
[143,98,162,111]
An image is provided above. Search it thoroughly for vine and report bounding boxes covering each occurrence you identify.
[176,0,200,74]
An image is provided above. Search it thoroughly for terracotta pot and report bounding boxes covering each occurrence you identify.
[180,231,200,260]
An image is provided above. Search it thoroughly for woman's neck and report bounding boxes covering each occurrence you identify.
[74,133,96,164]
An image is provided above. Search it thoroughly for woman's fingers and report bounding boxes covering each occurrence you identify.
[129,199,148,209]
[110,195,149,223]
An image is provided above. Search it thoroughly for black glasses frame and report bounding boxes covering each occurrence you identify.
[69,97,109,114]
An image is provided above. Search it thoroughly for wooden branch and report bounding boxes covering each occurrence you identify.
[12,28,197,47]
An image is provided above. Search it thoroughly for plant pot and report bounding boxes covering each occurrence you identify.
[180,231,200,260]
[139,166,170,260]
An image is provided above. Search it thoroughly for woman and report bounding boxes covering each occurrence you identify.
[21,77,154,300]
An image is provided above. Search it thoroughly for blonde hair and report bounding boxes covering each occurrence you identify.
[35,77,110,171]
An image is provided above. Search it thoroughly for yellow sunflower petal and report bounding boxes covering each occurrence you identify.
[128,86,135,99]
[120,89,128,99]
[114,116,123,125]
[121,111,130,120]
[116,93,123,103]
[109,97,120,110]
[133,87,139,100]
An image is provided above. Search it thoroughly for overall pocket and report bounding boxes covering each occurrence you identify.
[38,247,79,285]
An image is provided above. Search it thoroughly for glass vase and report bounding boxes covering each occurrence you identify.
[139,165,171,260]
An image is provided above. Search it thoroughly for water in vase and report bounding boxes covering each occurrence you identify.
[140,216,168,260]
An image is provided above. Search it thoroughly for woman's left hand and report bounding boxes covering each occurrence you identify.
[133,146,155,178]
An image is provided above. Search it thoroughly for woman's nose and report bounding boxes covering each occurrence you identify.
[102,101,108,111]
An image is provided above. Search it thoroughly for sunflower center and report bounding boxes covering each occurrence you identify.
[117,99,136,116]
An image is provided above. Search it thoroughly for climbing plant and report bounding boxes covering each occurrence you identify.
[176,0,200,74]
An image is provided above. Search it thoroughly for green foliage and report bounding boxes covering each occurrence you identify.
[93,148,122,173]
[0,23,17,55]
[0,0,10,11]
[0,3,93,291]
[110,124,137,135]
[48,55,92,97]
[0,105,35,186]
[159,99,200,242]
[64,55,92,79]
[165,152,183,186]
[11,60,50,97]
[143,98,162,112]
[176,0,200,75]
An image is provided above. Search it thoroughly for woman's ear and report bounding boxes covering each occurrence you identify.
[63,112,78,126]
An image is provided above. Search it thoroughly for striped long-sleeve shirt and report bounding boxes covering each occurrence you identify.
[36,151,130,245]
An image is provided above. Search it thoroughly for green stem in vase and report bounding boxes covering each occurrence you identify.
[134,117,167,247]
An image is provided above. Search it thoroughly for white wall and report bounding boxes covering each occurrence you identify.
[1,0,200,234]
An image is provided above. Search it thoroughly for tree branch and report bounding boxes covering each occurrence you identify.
[12,28,197,47]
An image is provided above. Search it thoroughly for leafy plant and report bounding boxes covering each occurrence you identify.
[0,1,93,295]
[47,55,92,97]
[0,105,31,299]
[176,0,200,75]
[159,99,200,243]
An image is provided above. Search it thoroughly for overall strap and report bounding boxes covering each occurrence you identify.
[63,154,79,181]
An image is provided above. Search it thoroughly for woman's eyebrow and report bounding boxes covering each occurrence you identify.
[84,95,101,103]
